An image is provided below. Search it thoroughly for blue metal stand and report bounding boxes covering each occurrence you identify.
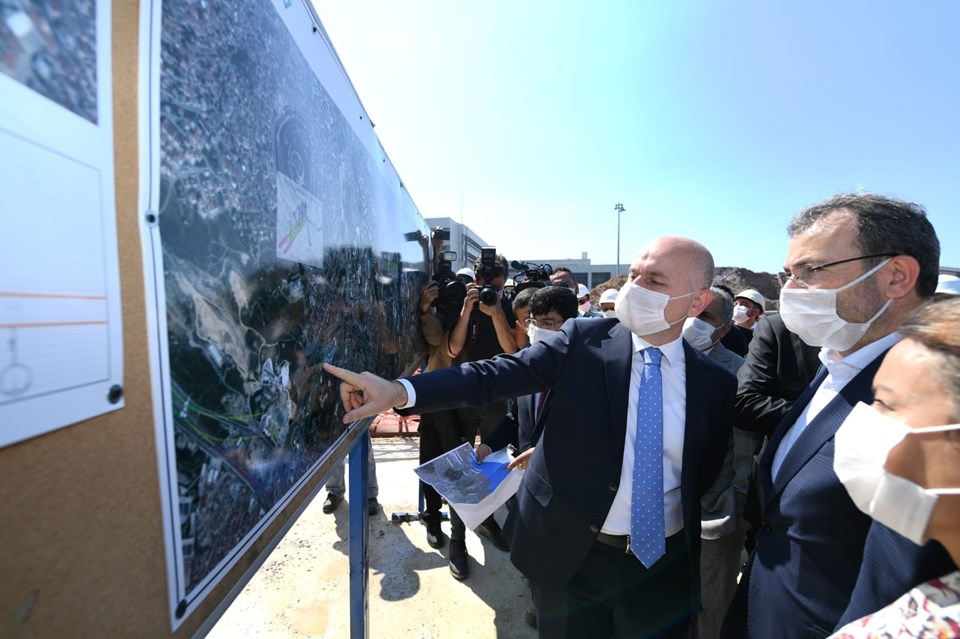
[348,431,370,639]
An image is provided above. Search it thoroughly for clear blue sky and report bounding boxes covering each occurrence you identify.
[314,1,959,274]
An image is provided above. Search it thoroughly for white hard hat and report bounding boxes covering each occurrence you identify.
[735,289,765,309]
[505,279,516,288]
[577,284,590,298]
[599,289,618,305]
[456,267,475,278]
[936,274,960,296]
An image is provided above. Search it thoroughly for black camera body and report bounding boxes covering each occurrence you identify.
[478,247,499,306]
[511,260,554,292]
[432,250,467,313]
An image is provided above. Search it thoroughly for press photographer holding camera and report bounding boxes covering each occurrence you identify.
[446,248,518,363]
[442,247,518,579]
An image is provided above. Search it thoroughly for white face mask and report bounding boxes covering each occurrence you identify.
[732,304,750,324]
[834,402,960,545]
[682,317,719,352]
[615,279,694,337]
[602,309,617,318]
[527,324,548,344]
[579,301,592,315]
[779,259,892,351]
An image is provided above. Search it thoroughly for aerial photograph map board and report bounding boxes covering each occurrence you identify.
[141,0,428,626]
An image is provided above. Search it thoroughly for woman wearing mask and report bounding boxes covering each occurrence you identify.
[831,298,960,637]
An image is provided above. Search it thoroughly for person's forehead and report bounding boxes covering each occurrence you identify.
[533,310,563,321]
[874,339,949,412]
[735,297,759,309]
[786,210,858,265]
[628,251,676,279]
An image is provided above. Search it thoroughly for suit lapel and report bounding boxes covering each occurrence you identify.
[681,342,710,485]
[763,352,887,506]
[602,324,634,461]
[759,367,826,506]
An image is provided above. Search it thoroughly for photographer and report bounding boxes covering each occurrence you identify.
[443,249,517,580]
[446,250,518,362]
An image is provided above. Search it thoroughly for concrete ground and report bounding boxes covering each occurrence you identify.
[208,436,537,639]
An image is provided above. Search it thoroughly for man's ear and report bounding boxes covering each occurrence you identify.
[881,255,920,300]
[689,289,713,317]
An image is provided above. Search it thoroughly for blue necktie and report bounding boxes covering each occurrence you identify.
[630,347,665,568]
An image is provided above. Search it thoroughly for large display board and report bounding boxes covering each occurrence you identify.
[140,0,429,628]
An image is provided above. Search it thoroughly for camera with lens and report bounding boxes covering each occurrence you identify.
[431,249,467,313]
[510,260,554,293]
[478,247,500,306]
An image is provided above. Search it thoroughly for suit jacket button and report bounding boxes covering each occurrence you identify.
[589,524,600,533]
[761,522,772,533]
[608,483,618,492]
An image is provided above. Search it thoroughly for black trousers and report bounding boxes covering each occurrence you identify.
[447,403,508,540]
[535,532,693,639]
[418,410,461,514]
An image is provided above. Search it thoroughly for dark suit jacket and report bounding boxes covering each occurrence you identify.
[406,318,736,604]
[724,349,957,638]
[483,393,540,453]
[720,324,752,357]
[734,313,821,436]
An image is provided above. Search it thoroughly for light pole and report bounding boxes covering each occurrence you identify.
[614,202,626,276]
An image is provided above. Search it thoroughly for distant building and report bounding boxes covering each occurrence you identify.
[526,252,620,289]
[424,217,622,288]
[424,216,491,271]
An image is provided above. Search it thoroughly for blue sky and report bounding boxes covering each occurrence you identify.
[314,1,959,274]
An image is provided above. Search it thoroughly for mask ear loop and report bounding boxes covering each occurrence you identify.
[898,423,960,494]
[834,258,892,293]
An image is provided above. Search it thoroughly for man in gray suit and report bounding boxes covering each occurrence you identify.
[682,285,761,639]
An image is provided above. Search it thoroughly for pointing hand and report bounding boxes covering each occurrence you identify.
[322,363,409,423]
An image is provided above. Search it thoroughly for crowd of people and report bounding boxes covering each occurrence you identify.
[322,193,960,639]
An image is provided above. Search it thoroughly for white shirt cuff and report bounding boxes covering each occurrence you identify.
[397,378,416,409]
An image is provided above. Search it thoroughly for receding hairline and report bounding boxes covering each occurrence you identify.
[632,236,714,289]
[788,207,857,239]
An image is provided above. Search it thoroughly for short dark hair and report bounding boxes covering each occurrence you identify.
[512,286,538,313]
[714,283,736,299]
[710,286,735,324]
[473,253,509,281]
[529,285,578,320]
[788,193,940,297]
[552,266,573,277]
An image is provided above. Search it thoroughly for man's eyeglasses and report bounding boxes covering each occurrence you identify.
[777,253,896,287]
[524,317,563,329]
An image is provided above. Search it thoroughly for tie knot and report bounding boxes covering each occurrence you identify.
[643,347,663,367]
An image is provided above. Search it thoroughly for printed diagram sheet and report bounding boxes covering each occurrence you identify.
[0,0,123,447]
[415,443,523,530]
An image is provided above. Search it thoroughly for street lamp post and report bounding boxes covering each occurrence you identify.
[614,202,626,276]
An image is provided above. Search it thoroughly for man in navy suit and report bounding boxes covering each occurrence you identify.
[325,237,736,638]
[722,193,956,638]
[477,284,580,463]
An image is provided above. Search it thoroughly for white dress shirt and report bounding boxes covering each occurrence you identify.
[771,331,902,480]
[602,334,686,537]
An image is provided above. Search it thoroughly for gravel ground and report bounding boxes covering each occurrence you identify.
[208,437,537,638]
